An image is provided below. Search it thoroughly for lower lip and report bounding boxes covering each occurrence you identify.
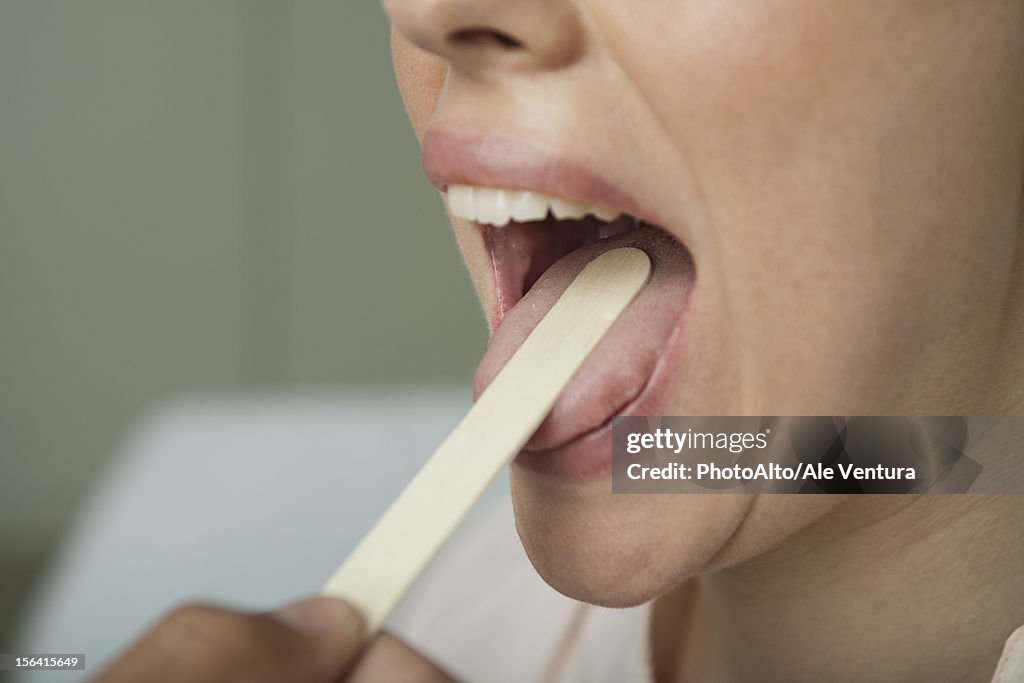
[512,306,690,481]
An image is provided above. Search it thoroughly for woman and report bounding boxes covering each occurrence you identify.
[98,1,1024,681]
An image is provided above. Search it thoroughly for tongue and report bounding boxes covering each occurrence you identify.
[474,226,694,451]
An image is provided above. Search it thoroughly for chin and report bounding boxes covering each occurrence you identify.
[509,466,756,607]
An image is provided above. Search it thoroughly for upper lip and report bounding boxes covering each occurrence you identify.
[421,128,663,225]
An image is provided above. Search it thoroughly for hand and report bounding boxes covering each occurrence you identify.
[93,596,365,683]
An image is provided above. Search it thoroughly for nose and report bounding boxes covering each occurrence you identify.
[382,0,585,73]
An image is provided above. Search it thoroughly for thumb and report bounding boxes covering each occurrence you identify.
[268,596,367,679]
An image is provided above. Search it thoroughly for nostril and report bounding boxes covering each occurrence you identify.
[448,27,523,50]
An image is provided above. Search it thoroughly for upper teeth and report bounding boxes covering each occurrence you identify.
[446,185,623,227]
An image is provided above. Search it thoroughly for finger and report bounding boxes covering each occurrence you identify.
[94,597,365,683]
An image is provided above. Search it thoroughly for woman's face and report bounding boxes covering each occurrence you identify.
[384,0,1024,605]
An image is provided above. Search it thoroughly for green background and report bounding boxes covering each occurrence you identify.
[0,0,485,645]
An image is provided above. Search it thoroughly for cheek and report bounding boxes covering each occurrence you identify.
[390,27,447,140]
[597,1,891,242]
[593,0,1022,413]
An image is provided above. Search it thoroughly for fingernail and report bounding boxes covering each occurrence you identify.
[273,597,364,637]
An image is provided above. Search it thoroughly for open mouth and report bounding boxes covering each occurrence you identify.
[448,185,648,324]
[447,183,696,474]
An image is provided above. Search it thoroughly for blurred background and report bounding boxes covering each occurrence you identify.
[0,0,485,651]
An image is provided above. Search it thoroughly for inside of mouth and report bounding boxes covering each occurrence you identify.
[484,213,652,316]
[475,212,695,449]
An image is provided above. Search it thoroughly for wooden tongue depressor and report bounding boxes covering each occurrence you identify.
[322,247,652,634]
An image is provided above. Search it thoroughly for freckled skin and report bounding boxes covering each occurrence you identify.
[384,2,1024,679]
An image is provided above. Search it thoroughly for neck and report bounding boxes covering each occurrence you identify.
[665,495,1024,683]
